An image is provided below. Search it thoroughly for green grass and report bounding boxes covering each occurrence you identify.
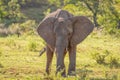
[0,31,120,80]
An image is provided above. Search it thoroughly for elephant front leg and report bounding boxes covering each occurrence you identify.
[68,46,76,76]
[46,45,54,75]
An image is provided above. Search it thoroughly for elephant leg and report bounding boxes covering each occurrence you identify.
[63,50,67,76]
[68,46,76,76]
[46,45,54,75]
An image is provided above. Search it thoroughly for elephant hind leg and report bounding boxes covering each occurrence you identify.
[46,45,54,75]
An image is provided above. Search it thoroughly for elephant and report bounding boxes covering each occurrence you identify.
[37,9,94,76]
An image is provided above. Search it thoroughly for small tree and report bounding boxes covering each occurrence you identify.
[0,0,25,26]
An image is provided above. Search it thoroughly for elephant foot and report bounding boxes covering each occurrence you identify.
[56,69,66,77]
[56,64,67,77]
[46,68,51,75]
[45,70,50,75]
[68,71,76,76]
[56,71,66,77]
[61,73,67,77]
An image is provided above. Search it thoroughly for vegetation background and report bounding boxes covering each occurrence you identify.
[0,0,120,80]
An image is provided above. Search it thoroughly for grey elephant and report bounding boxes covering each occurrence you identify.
[37,9,94,76]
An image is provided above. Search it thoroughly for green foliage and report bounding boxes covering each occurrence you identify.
[0,19,36,37]
[63,4,80,16]
[43,8,51,16]
[20,20,36,33]
[9,23,20,35]
[0,0,120,36]
[107,54,120,68]
[0,1,7,21]
[91,50,120,68]
[27,41,37,51]
[0,0,25,26]
[9,20,37,35]
[109,56,120,68]
[48,0,120,30]
[48,0,63,7]
[0,28,10,37]
[91,50,110,64]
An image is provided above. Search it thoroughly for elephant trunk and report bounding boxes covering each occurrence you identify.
[55,36,68,76]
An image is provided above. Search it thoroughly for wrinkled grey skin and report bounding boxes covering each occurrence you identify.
[37,9,94,76]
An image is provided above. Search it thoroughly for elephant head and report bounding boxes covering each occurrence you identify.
[37,16,94,50]
[37,10,94,76]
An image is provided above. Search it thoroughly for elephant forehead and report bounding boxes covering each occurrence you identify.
[54,23,65,31]
[54,24,67,35]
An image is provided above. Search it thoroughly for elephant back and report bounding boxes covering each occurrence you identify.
[55,9,73,19]
[43,9,73,21]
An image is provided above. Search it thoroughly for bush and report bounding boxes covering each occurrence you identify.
[0,20,37,37]
[92,50,120,68]
[107,55,120,68]
[20,20,36,33]
[0,0,25,26]
[43,8,51,16]
[8,20,37,36]
[63,4,92,16]
[91,50,110,64]
[9,23,21,36]
[0,28,11,37]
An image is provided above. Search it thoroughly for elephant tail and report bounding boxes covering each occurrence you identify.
[39,47,46,56]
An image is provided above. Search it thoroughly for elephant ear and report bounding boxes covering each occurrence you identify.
[37,17,56,50]
[70,16,94,45]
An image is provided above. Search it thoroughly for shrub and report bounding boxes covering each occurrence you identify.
[20,20,36,33]
[8,20,37,36]
[9,23,21,36]
[107,55,120,68]
[0,28,10,37]
[43,8,51,16]
[0,24,11,36]
[91,50,110,64]
[92,50,120,68]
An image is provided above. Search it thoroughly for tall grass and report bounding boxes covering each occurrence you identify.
[0,32,120,80]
